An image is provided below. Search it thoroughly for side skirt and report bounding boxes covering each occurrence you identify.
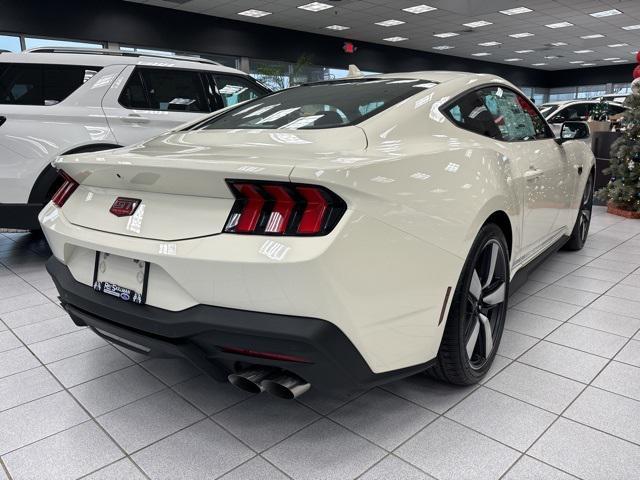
[509,235,570,295]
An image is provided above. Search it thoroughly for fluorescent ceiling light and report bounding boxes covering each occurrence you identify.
[432,45,454,50]
[510,32,534,38]
[478,41,501,46]
[546,22,573,28]
[434,32,459,38]
[544,55,559,59]
[608,43,629,47]
[604,57,620,61]
[504,58,522,61]
[612,59,627,63]
[515,49,534,53]
[375,19,405,27]
[570,60,585,64]
[622,25,640,30]
[582,63,596,66]
[403,4,437,14]
[298,2,332,11]
[590,9,622,18]
[550,42,568,46]
[472,52,491,56]
[499,7,532,15]
[532,63,547,66]
[463,20,493,28]
[581,34,604,39]
[574,49,594,53]
[384,36,408,42]
[325,25,350,30]
[238,9,271,17]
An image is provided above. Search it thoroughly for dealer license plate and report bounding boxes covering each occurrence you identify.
[92,252,149,304]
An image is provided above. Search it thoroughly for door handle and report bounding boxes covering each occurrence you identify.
[524,168,543,180]
[120,114,150,124]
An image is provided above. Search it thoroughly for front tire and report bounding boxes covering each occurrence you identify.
[563,173,593,251]
[429,224,509,385]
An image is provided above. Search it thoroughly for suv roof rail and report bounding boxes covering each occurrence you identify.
[24,47,223,66]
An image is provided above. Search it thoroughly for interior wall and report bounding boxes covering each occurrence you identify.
[0,0,634,88]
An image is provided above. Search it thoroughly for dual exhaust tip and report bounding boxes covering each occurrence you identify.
[228,367,310,400]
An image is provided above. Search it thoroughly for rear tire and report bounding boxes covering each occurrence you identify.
[429,223,509,385]
[563,173,593,251]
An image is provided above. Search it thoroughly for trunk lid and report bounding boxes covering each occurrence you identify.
[57,127,366,240]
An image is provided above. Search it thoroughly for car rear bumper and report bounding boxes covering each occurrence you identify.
[47,256,432,392]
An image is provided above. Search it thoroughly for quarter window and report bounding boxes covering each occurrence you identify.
[213,74,266,107]
[0,63,101,105]
[550,104,589,123]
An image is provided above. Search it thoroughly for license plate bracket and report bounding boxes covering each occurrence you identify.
[92,252,149,305]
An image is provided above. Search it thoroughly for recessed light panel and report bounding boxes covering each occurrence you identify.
[403,4,437,14]
[510,32,534,38]
[504,58,522,61]
[612,59,628,63]
[383,37,408,42]
[325,25,350,30]
[238,9,272,18]
[478,41,501,46]
[472,52,491,56]
[546,22,573,28]
[582,63,596,66]
[434,32,459,38]
[604,57,620,61]
[570,60,585,64]
[463,20,493,28]
[622,25,640,30]
[298,2,332,12]
[532,63,547,66]
[544,55,559,59]
[515,49,534,53]
[432,45,454,50]
[609,43,629,47]
[550,42,568,46]
[574,49,594,53]
[375,19,405,27]
[590,9,622,17]
[499,7,532,15]
[581,34,605,39]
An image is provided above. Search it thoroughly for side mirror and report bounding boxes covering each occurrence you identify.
[556,121,590,145]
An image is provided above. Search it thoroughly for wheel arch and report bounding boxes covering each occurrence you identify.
[483,211,513,259]
[28,143,122,204]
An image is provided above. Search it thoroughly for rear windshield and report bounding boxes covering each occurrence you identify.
[196,78,437,130]
[0,63,102,105]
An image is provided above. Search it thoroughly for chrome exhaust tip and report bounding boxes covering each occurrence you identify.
[227,368,273,394]
[262,373,311,399]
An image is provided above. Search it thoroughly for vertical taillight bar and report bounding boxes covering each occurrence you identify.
[51,171,79,208]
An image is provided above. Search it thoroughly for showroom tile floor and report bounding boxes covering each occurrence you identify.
[1,206,640,480]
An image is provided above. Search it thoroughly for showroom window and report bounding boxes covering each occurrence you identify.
[213,74,266,107]
[548,86,578,102]
[577,84,607,99]
[119,67,210,112]
[0,63,102,105]
[23,36,104,50]
[0,34,21,52]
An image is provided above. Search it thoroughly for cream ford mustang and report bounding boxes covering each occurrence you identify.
[40,72,595,399]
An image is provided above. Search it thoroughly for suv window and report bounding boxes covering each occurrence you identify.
[119,67,210,112]
[444,86,551,141]
[0,63,101,105]
[213,74,266,107]
[550,103,589,123]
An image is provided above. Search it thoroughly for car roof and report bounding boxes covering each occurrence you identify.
[369,71,502,84]
[0,48,245,75]
[543,99,624,107]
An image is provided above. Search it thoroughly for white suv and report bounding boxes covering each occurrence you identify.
[0,48,269,229]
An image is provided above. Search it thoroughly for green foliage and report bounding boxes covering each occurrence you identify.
[589,100,608,121]
[254,54,314,91]
[596,90,640,211]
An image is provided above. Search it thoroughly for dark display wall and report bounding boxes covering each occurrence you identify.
[0,0,634,88]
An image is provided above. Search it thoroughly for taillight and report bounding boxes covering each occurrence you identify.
[224,180,346,236]
[51,171,79,207]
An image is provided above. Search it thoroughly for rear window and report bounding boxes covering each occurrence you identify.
[197,78,437,130]
[0,63,101,105]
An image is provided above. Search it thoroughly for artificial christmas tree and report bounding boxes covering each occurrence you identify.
[596,75,640,217]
